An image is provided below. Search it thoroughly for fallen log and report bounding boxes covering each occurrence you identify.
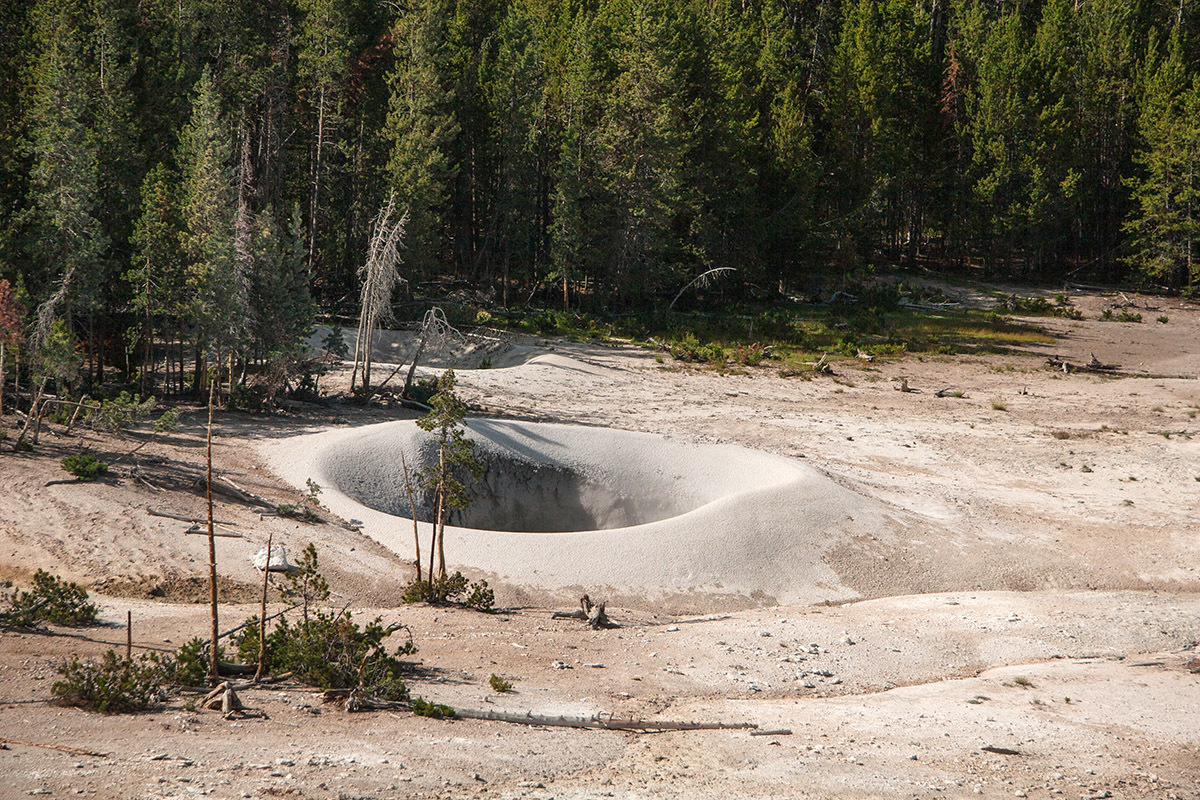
[551,595,619,629]
[981,745,1022,756]
[454,707,757,732]
[1045,355,1120,374]
[148,508,238,526]
[0,738,110,758]
[184,523,243,539]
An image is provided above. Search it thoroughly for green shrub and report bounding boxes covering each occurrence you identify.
[153,409,180,433]
[228,383,268,412]
[52,650,165,713]
[666,333,726,364]
[237,611,415,701]
[276,503,319,523]
[489,673,513,693]
[402,572,494,612]
[88,392,157,431]
[411,696,455,719]
[61,453,109,481]
[157,637,213,686]
[405,376,439,405]
[0,569,98,628]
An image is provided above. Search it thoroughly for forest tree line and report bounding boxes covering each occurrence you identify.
[0,0,1198,395]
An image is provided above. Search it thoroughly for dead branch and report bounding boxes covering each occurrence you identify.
[0,738,109,758]
[454,708,757,732]
[1045,355,1119,374]
[184,524,243,539]
[148,508,238,526]
[206,475,275,509]
[551,595,619,629]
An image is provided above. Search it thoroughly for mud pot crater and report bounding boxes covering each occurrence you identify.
[264,419,891,606]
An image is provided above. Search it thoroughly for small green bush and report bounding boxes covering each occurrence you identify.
[61,453,109,481]
[402,572,494,612]
[52,650,165,713]
[1157,315,1169,324]
[156,637,213,686]
[236,611,414,701]
[276,503,319,523]
[411,696,455,719]
[489,673,513,693]
[1,570,98,628]
[405,376,440,405]
[666,333,726,364]
[228,383,268,412]
[75,391,158,431]
[153,408,180,433]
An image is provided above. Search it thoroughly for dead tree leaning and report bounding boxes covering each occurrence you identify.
[351,192,408,394]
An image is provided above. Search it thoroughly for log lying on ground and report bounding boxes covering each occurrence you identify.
[1046,355,1120,374]
[454,707,757,732]
[551,595,619,629]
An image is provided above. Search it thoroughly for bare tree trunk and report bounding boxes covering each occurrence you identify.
[428,489,442,585]
[400,451,421,582]
[142,263,152,397]
[401,323,432,399]
[205,378,219,687]
[436,444,447,578]
[254,529,273,682]
[15,377,47,451]
[0,343,5,435]
[309,85,326,281]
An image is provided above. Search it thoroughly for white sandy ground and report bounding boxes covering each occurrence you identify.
[1,283,1199,798]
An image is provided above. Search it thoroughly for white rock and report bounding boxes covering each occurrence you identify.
[252,544,292,572]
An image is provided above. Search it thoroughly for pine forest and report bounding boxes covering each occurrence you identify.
[1,0,1198,395]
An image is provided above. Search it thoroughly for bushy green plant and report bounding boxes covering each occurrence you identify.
[88,392,157,431]
[411,696,455,719]
[156,637,213,686]
[0,569,98,628]
[61,453,109,481]
[239,611,415,701]
[667,333,726,364]
[153,408,180,432]
[52,650,165,713]
[489,673,513,692]
[401,572,494,612]
[405,376,440,405]
[228,382,268,412]
[284,543,330,620]
[276,503,319,523]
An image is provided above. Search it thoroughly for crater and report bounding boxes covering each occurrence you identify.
[264,418,891,606]
[315,419,777,534]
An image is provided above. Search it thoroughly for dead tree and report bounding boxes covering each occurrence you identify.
[400,307,462,399]
[351,192,408,393]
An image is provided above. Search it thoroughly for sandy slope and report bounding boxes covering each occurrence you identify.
[0,284,1198,799]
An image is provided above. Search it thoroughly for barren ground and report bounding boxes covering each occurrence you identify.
[1,283,1198,800]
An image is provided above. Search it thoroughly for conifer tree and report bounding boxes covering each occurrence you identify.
[177,67,242,387]
[386,0,458,273]
[129,162,185,393]
[1124,30,1200,290]
[25,0,107,329]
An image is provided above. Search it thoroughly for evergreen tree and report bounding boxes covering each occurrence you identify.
[177,67,241,384]
[1124,30,1200,291]
[296,0,352,293]
[386,0,459,274]
[129,162,185,391]
[24,0,107,328]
